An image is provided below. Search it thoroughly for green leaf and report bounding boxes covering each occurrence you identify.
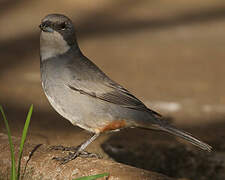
[73,173,109,180]
[0,105,16,180]
[17,105,33,180]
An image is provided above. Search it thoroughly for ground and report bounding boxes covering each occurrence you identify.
[0,0,225,179]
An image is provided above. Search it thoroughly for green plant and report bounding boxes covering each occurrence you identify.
[1,105,109,180]
[73,173,109,180]
[0,105,33,180]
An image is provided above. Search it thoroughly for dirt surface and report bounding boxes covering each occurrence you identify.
[0,0,225,179]
[0,133,175,180]
[102,129,225,180]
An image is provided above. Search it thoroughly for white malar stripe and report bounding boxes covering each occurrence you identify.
[40,31,70,60]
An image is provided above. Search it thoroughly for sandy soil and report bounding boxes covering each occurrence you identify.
[0,0,225,179]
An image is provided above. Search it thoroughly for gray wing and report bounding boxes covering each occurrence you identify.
[67,55,161,117]
[67,76,161,117]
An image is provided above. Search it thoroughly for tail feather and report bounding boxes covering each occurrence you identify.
[158,125,212,152]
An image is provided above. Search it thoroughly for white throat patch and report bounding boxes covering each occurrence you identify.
[40,31,70,60]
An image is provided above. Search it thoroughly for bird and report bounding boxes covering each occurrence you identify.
[39,13,212,164]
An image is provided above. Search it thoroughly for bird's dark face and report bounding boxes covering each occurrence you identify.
[39,14,76,46]
[39,14,77,60]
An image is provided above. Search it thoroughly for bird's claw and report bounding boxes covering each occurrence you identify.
[51,145,102,164]
[52,152,79,164]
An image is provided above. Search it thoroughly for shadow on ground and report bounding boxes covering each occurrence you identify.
[0,104,224,179]
[1,1,225,179]
[101,119,225,180]
[1,3,225,73]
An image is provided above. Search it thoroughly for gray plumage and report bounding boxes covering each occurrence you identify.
[39,14,212,163]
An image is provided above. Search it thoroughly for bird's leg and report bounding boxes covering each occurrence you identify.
[52,133,101,164]
[50,145,79,152]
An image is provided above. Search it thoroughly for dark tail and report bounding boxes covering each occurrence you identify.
[157,124,212,152]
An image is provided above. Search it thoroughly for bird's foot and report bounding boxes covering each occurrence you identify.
[52,151,79,164]
[51,145,102,164]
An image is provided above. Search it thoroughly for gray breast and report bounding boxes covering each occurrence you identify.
[40,57,116,132]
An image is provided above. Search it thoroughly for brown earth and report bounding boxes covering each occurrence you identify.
[0,0,225,179]
[0,133,175,180]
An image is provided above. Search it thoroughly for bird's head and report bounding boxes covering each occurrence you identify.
[39,14,77,60]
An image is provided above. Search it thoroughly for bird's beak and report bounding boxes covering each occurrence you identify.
[39,23,54,33]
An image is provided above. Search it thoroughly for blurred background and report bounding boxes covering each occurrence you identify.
[0,0,225,179]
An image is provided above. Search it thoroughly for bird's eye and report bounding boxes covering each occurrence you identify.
[59,22,67,30]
